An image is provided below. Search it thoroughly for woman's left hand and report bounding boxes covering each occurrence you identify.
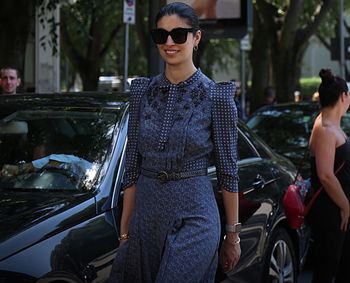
[219,236,241,273]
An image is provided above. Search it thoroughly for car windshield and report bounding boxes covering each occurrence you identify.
[247,108,315,150]
[0,109,119,191]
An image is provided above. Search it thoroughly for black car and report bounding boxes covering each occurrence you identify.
[246,102,350,178]
[0,93,310,283]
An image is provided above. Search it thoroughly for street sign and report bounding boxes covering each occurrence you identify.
[123,0,136,24]
[240,34,250,51]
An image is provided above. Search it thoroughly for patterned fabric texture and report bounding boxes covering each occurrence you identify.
[110,69,238,282]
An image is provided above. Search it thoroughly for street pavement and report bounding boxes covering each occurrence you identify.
[298,268,312,282]
[298,253,313,283]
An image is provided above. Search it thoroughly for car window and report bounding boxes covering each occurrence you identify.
[207,126,259,167]
[247,108,314,150]
[0,109,122,191]
[341,113,350,136]
[237,130,259,161]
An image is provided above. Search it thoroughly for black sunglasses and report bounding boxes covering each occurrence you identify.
[151,27,195,44]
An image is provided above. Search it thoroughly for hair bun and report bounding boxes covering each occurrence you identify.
[319,68,334,84]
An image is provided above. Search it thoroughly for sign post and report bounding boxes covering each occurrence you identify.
[123,0,136,91]
[339,0,345,78]
[240,34,250,120]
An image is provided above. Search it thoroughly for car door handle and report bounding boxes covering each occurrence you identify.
[252,174,266,190]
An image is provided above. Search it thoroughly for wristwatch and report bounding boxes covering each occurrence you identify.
[226,223,242,233]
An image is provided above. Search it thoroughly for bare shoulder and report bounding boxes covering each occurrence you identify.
[311,121,338,151]
[315,123,337,140]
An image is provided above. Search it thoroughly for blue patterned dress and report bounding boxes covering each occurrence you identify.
[111,69,238,283]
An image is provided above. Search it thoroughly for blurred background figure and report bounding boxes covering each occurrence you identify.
[0,66,21,94]
[263,86,276,106]
[294,90,302,102]
[312,91,319,101]
[232,79,246,120]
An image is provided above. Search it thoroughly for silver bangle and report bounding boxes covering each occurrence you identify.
[224,235,241,246]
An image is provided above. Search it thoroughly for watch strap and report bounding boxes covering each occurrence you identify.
[226,223,242,233]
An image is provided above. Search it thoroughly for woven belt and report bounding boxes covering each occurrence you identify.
[140,168,208,183]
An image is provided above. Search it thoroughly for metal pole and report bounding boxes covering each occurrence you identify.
[123,23,129,91]
[240,49,246,120]
[339,0,345,78]
[66,57,69,91]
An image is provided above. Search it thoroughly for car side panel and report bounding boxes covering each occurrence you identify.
[0,212,118,283]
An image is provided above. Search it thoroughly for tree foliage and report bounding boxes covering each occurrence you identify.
[2,0,347,96]
[0,0,60,90]
[0,1,35,83]
[60,0,152,90]
[60,0,124,90]
[249,0,337,111]
[195,39,240,80]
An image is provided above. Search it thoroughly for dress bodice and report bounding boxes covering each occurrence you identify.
[122,69,239,192]
[138,70,214,172]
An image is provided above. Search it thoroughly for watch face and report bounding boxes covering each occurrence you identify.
[235,223,242,232]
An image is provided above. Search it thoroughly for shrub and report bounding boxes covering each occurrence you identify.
[299,77,321,101]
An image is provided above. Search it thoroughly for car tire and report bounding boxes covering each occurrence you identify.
[262,227,297,283]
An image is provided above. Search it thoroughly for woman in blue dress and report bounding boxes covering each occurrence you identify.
[110,2,241,282]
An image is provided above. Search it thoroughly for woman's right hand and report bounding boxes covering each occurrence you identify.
[340,203,350,231]
[219,235,241,273]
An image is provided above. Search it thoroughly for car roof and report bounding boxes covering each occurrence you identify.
[0,92,130,113]
[252,101,320,113]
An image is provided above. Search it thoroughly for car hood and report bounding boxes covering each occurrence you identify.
[0,189,95,261]
[273,145,306,159]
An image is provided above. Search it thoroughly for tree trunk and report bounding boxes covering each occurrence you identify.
[274,49,298,102]
[79,66,101,91]
[249,3,275,112]
[79,71,100,91]
[251,0,333,107]
[60,10,105,91]
[60,1,125,91]
[274,43,308,102]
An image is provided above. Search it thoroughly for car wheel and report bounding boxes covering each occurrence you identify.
[262,227,297,283]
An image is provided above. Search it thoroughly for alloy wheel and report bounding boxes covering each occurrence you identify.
[269,239,295,283]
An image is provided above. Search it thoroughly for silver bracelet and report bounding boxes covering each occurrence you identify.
[223,235,241,245]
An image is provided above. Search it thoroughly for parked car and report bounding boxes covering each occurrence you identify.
[246,102,350,178]
[0,93,310,283]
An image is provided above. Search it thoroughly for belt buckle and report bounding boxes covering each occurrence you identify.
[157,171,168,182]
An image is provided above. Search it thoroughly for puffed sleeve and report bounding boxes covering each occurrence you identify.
[122,77,150,190]
[211,81,239,192]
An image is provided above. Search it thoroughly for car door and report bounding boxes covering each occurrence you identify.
[211,126,280,281]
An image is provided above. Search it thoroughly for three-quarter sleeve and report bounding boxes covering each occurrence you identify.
[122,78,150,190]
[211,82,239,192]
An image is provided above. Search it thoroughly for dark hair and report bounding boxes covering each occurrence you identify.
[0,66,20,79]
[263,86,276,98]
[318,69,348,108]
[155,2,200,31]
